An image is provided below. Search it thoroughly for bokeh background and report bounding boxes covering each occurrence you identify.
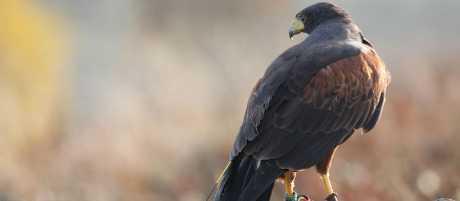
[1,0,459,201]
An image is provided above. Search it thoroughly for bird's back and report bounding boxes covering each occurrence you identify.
[232,27,390,170]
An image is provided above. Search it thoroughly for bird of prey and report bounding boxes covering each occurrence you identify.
[211,2,390,201]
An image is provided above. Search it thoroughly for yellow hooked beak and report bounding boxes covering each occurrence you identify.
[288,18,305,40]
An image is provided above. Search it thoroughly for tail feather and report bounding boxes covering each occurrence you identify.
[206,161,231,201]
[210,155,283,201]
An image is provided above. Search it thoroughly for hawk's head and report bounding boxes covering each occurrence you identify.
[289,2,352,39]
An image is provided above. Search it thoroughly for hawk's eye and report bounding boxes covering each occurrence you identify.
[298,15,306,23]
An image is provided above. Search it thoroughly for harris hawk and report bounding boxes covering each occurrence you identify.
[211,2,390,201]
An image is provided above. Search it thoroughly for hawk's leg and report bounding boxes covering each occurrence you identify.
[281,171,311,201]
[284,171,296,195]
[283,171,297,201]
[316,147,339,201]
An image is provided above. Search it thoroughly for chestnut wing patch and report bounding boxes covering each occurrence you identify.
[304,50,389,112]
[297,50,390,132]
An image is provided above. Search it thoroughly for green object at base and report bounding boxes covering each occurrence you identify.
[285,192,298,201]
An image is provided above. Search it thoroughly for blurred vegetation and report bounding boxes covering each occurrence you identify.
[0,0,67,199]
[0,0,459,201]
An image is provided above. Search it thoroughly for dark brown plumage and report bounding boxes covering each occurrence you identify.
[211,2,390,201]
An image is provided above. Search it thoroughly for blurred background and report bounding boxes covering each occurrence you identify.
[1,0,459,201]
